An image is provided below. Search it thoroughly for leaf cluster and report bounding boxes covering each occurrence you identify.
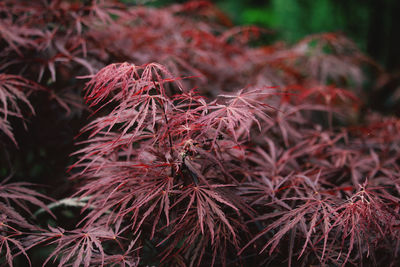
[0,1,399,267]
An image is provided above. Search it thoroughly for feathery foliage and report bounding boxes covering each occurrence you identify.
[0,0,399,266]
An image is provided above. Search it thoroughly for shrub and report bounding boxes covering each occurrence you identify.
[0,0,399,266]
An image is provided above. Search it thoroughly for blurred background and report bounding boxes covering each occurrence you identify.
[130,0,400,73]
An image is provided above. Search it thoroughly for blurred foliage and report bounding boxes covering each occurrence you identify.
[220,0,368,46]
[126,0,400,72]
[223,0,400,72]
[127,0,368,46]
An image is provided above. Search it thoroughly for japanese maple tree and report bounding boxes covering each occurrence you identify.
[0,0,399,266]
